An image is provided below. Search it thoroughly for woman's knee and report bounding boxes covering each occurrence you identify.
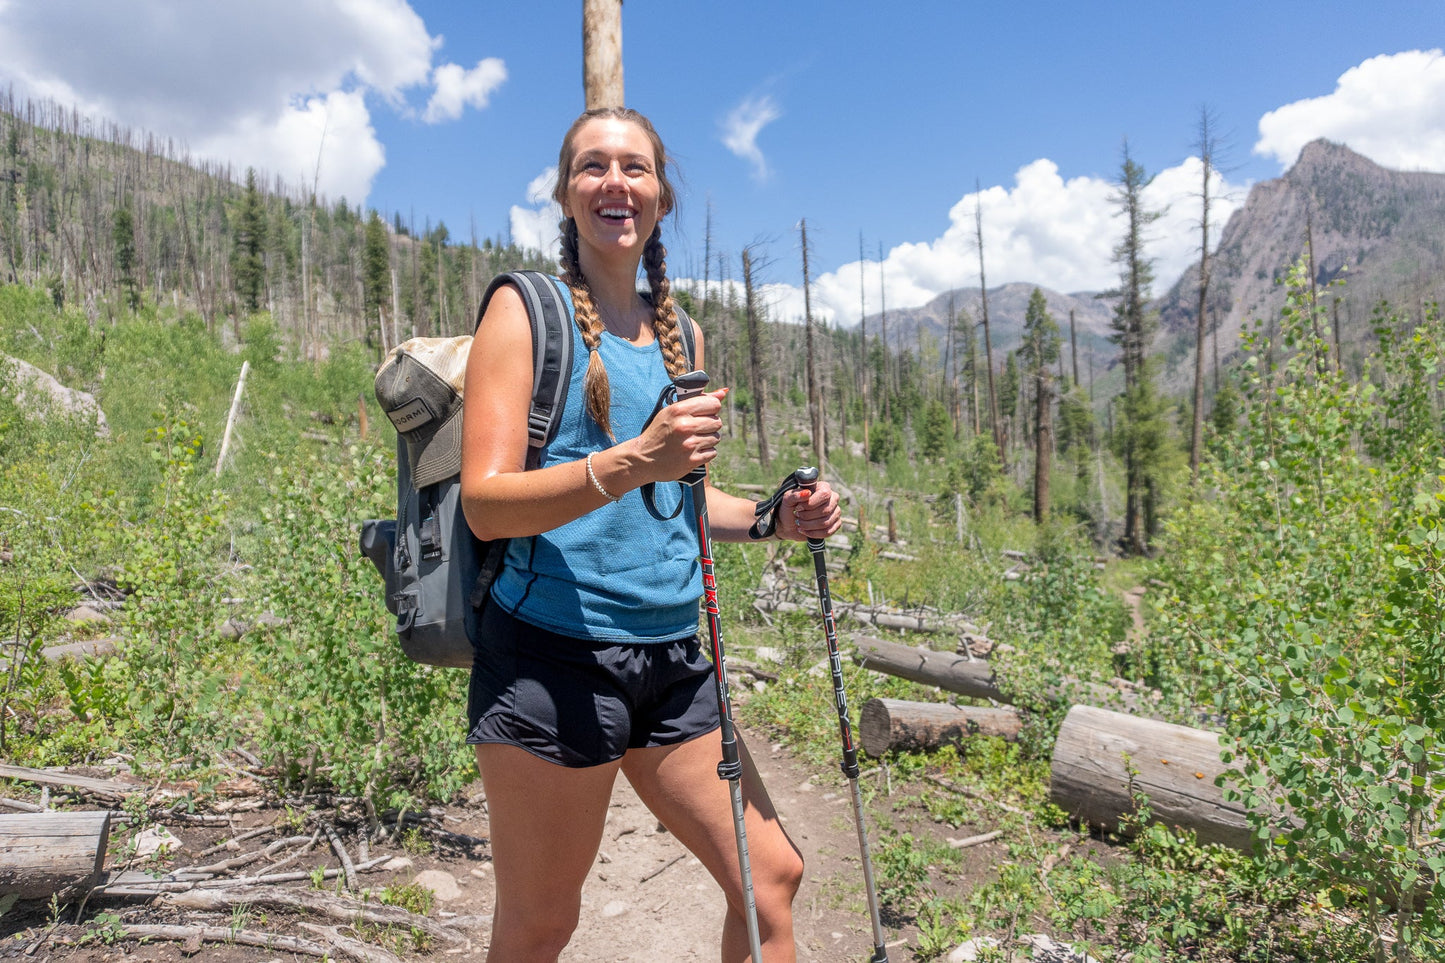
[491,899,582,960]
[752,836,805,911]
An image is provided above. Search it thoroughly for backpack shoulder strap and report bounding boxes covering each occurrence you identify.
[479,271,575,460]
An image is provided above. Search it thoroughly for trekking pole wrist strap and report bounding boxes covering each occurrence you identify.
[749,466,820,540]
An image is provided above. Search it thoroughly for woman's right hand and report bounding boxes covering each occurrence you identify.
[626,387,725,483]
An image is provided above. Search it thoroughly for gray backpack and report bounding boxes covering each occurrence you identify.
[360,271,695,667]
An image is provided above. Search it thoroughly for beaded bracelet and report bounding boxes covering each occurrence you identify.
[586,451,620,502]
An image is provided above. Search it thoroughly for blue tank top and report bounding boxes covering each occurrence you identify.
[490,286,701,642]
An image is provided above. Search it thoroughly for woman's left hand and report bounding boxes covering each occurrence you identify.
[773,481,843,542]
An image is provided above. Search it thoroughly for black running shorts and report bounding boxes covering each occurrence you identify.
[466,604,721,768]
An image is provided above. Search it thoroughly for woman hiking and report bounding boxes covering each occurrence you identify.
[459,106,842,962]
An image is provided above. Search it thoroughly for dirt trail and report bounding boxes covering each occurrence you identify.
[558,733,884,961]
[3,729,898,963]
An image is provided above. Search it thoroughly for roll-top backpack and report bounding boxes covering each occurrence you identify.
[359,270,695,667]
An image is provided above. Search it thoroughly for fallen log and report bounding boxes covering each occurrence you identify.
[1049,704,1255,850]
[853,635,1003,701]
[0,763,139,801]
[0,811,111,897]
[157,886,468,945]
[115,923,395,962]
[852,635,1159,715]
[859,698,1022,756]
[763,600,984,638]
[39,638,118,661]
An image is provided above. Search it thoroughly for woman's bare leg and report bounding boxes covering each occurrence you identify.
[475,745,621,962]
[621,732,803,963]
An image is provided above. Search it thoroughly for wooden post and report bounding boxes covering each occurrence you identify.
[0,811,112,897]
[955,492,965,543]
[357,393,369,441]
[582,0,624,109]
[215,360,250,477]
[886,498,896,543]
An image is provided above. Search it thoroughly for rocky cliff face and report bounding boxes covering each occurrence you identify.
[1154,139,1445,389]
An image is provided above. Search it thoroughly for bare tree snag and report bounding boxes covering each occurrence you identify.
[974,183,1003,468]
[741,246,769,468]
[1190,107,1217,481]
[0,811,111,897]
[859,698,1021,755]
[583,0,624,109]
[800,218,823,468]
[215,360,250,477]
[1050,704,1257,850]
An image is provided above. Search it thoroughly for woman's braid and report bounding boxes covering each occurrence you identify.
[644,227,689,378]
[559,218,615,438]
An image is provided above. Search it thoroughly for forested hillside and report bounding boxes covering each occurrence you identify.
[0,92,551,359]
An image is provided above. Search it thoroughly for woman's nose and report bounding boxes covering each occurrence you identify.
[601,161,624,189]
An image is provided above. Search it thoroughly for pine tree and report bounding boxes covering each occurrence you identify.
[112,204,139,310]
[1107,144,1167,554]
[362,212,391,356]
[232,167,266,313]
[1020,288,1061,522]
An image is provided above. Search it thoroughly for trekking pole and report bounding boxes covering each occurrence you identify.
[753,467,889,963]
[654,369,764,963]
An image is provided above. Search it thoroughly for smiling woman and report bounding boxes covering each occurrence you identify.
[454,105,844,962]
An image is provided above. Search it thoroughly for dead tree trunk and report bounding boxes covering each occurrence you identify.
[0,811,112,897]
[742,246,769,469]
[860,699,1022,756]
[1050,704,1260,850]
[800,219,823,468]
[853,635,1159,715]
[582,0,624,110]
[975,184,1004,469]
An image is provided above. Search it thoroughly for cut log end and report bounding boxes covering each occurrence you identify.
[859,698,1023,756]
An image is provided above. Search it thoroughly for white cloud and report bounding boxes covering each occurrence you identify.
[1256,49,1445,172]
[774,157,1244,328]
[198,89,383,204]
[423,58,507,123]
[509,167,562,255]
[0,0,497,204]
[720,94,781,180]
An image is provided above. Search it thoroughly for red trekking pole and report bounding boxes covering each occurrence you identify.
[649,370,763,962]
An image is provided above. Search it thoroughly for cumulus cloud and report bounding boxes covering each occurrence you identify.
[720,94,781,180]
[509,167,562,255]
[1256,49,1445,172]
[198,89,383,204]
[752,156,1243,328]
[423,58,507,123]
[0,0,500,204]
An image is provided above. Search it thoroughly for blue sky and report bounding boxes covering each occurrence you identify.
[1,1,1441,325]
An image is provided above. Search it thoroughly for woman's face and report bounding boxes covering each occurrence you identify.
[561,117,665,261]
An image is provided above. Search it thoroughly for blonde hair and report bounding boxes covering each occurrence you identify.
[553,107,688,439]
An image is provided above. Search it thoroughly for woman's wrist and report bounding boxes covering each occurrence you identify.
[585,450,620,501]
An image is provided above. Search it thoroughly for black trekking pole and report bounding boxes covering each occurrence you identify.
[753,467,889,963]
[651,370,764,962]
